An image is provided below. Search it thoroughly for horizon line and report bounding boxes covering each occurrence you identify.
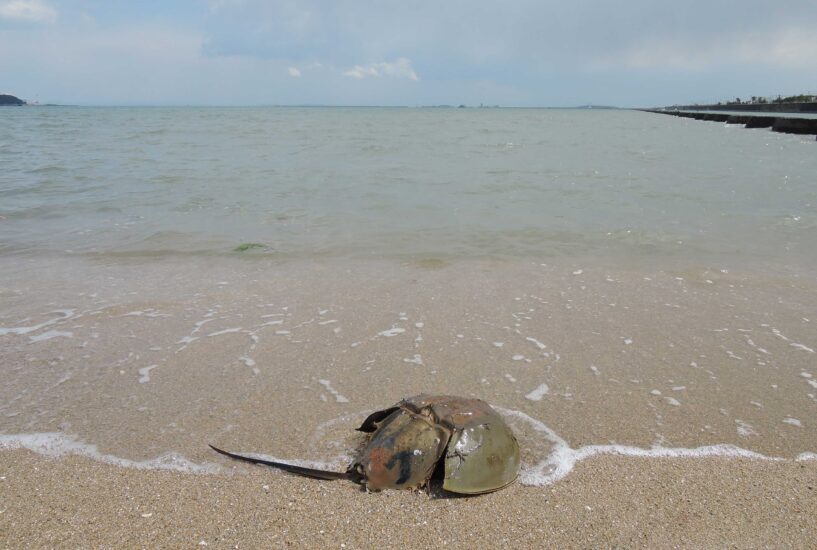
[12,103,629,109]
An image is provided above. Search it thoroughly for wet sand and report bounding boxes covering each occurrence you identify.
[1,256,816,547]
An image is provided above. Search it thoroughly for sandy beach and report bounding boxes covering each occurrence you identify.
[2,256,816,547]
[2,449,815,548]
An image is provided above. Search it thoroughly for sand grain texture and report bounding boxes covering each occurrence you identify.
[1,450,815,548]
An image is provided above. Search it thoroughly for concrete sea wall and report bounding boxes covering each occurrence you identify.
[642,109,817,139]
[670,102,817,113]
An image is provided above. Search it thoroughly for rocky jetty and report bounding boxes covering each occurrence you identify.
[642,108,817,140]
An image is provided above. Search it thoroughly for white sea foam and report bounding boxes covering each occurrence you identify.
[768,328,813,353]
[120,309,171,318]
[0,309,76,337]
[377,327,405,338]
[318,380,349,403]
[176,315,216,350]
[207,327,243,337]
[744,337,770,355]
[736,420,757,437]
[0,433,219,474]
[525,383,549,401]
[496,408,784,488]
[138,365,158,383]
[2,407,813,486]
[525,337,547,350]
[239,357,259,374]
[790,343,815,353]
[29,330,73,343]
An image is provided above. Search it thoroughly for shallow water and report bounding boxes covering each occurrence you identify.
[1,107,816,269]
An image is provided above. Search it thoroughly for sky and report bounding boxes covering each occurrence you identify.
[1,0,816,107]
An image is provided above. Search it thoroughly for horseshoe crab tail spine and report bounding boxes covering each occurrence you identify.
[208,444,351,481]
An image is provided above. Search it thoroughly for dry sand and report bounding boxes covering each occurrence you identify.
[1,450,815,548]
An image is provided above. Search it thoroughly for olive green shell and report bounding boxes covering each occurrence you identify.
[351,394,520,494]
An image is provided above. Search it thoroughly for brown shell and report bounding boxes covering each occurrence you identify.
[351,394,520,494]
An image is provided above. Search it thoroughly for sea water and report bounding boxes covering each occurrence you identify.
[1,106,815,268]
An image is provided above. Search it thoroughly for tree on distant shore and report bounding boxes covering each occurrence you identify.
[722,93,814,106]
[0,94,26,106]
[781,94,816,103]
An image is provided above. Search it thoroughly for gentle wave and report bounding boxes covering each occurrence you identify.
[2,408,814,485]
[0,433,220,474]
[1,107,816,266]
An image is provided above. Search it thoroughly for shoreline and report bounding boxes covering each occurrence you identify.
[2,254,816,547]
[2,256,815,458]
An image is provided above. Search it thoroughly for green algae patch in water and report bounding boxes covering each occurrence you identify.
[412,258,449,269]
[233,243,266,252]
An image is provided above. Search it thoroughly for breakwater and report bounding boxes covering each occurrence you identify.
[670,102,817,113]
[642,109,817,139]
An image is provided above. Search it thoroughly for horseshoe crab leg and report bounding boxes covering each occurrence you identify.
[208,444,354,482]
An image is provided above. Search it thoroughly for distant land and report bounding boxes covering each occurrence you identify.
[0,94,26,106]
[713,93,816,106]
[663,93,817,113]
[418,104,619,109]
[0,96,623,109]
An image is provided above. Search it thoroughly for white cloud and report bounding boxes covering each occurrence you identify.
[287,66,301,77]
[0,24,334,105]
[342,58,419,81]
[597,27,817,71]
[0,0,56,22]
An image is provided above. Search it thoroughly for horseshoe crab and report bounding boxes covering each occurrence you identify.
[209,394,521,495]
